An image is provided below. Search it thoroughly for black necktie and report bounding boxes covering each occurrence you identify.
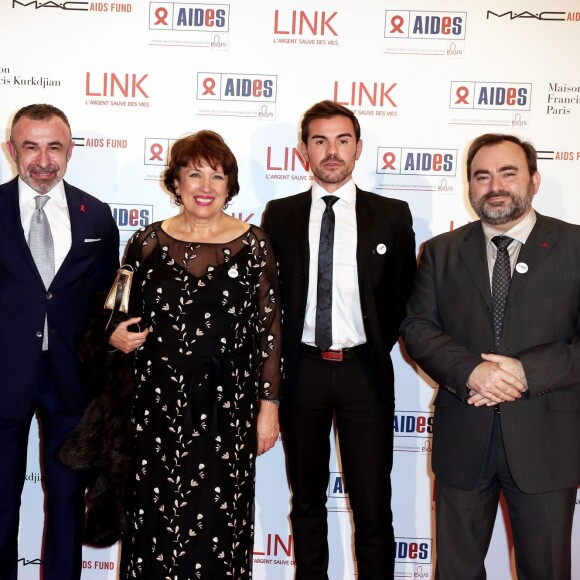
[491,235,513,349]
[315,195,339,351]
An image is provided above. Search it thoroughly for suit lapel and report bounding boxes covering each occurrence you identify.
[458,222,492,307]
[292,190,312,284]
[355,188,372,295]
[508,213,557,303]
[2,178,47,285]
[52,182,85,286]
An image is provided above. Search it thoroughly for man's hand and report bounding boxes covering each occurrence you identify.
[480,353,528,388]
[108,317,149,354]
[467,357,526,407]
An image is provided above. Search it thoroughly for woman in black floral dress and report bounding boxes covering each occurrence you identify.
[109,131,282,579]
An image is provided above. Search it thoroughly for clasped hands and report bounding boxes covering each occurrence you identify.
[467,353,528,407]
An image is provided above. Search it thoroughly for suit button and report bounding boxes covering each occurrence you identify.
[46,292,53,300]
[36,331,43,338]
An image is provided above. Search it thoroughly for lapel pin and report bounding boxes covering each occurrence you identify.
[540,242,549,248]
[376,243,387,255]
[80,204,85,212]
[515,262,528,274]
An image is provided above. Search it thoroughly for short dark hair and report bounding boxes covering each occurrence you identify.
[11,103,71,137]
[163,130,240,207]
[300,100,361,144]
[467,133,537,180]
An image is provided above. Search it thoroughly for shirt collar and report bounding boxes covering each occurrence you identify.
[311,178,356,206]
[18,177,67,209]
[482,208,537,247]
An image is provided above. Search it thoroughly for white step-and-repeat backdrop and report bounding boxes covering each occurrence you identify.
[2,0,580,578]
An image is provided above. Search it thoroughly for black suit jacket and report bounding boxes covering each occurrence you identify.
[401,214,580,494]
[262,187,416,398]
[0,177,119,419]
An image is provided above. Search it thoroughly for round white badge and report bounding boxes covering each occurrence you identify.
[376,243,387,255]
[515,262,528,274]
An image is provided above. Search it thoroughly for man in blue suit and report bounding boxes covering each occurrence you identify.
[0,104,119,580]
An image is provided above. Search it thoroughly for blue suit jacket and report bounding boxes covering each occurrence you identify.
[0,177,119,419]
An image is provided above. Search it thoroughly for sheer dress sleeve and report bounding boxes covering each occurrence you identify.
[122,223,160,319]
[251,226,283,402]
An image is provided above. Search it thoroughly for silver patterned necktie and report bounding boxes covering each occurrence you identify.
[28,195,55,349]
[315,195,339,351]
[491,235,513,350]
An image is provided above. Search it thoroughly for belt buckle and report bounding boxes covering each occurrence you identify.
[321,350,343,362]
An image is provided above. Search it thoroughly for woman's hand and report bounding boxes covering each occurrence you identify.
[108,317,150,354]
[256,400,280,456]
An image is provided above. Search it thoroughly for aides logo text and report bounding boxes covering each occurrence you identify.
[394,412,434,435]
[150,2,229,31]
[377,147,457,176]
[395,537,432,564]
[197,73,276,102]
[109,204,153,231]
[393,411,433,453]
[450,81,531,110]
[385,10,466,39]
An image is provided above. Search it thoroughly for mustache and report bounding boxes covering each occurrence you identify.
[482,190,511,201]
[29,164,58,175]
[321,154,343,164]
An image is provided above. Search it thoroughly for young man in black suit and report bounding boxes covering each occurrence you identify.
[262,100,416,579]
[401,134,580,580]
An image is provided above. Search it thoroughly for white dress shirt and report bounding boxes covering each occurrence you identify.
[482,209,537,282]
[19,177,72,275]
[302,178,367,349]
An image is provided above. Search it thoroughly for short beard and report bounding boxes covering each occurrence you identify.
[24,164,61,195]
[470,182,534,226]
[312,155,351,185]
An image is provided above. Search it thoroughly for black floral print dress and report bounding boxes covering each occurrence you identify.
[119,222,282,580]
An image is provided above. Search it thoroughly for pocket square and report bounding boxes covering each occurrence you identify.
[84,238,102,242]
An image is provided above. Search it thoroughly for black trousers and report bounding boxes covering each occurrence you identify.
[435,413,576,580]
[281,349,394,580]
[0,357,85,580]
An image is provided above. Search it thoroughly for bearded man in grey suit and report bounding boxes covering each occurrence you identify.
[401,133,580,580]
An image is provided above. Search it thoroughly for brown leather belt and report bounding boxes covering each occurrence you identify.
[301,344,366,362]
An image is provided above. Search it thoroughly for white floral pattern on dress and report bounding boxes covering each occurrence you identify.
[120,223,281,580]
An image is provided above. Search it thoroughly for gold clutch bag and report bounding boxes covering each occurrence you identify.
[104,265,134,315]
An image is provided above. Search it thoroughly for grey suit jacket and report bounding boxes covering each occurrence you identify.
[401,213,580,493]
